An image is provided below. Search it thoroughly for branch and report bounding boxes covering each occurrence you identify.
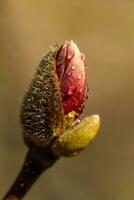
[2,146,59,200]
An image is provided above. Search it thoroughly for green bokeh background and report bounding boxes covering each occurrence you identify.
[0,1,134,199]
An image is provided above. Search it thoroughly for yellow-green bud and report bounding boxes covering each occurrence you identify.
[52,115,100,157]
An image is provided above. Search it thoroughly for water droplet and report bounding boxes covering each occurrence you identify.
[85,94,88,99]
[68,51,73,59]
[68,90,73,95]
[67,89,73,96]
[78,107,82,111]
[75,118,81,125]
[81,53,85,61]
[79,88,83,93]
[68,72,71,76]
[74,102,78,106]
[66,85,75,96]
[71,65,76,70]
[77,75,81,80]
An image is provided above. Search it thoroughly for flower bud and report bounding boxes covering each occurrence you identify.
[20,41,98,151]
[52,115,100,157]
[56,40,87,115]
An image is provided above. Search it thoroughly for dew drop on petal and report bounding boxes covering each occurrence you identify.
[67,72,71,76]
[79,88,83,93]
[77,75,82,80]
[67,89,73,96]
[71,65,76,70]
[66,85,75,96]
[75,118,81,124]
[68,51,74,59]
[78,107,82,111]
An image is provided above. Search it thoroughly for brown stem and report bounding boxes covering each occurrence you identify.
[2,146,59,200]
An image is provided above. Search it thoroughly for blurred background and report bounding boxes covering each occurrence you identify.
[0,0,134,199]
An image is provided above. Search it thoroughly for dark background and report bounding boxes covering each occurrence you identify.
[0,1,134,199]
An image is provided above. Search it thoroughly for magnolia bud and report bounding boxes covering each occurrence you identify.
[20,41,99,152]
[56,40,87,115]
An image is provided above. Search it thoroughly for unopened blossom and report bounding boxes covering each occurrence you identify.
[56,40,87,115]
[20,40,99,152]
